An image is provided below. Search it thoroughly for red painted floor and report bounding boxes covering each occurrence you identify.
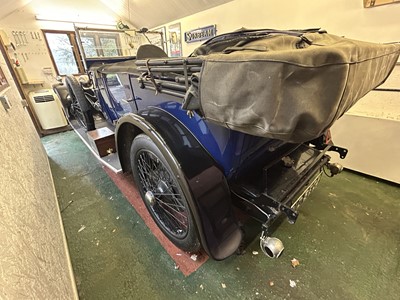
[103,167,208,276]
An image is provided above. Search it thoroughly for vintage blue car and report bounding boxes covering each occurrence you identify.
[54,27,400,260]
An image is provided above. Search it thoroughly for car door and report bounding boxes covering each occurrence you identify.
[104,73,136,118]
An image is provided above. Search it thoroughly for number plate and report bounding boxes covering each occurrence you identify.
[291,171,323,211]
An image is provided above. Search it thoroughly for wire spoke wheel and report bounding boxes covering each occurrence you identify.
[136,150,188,238]
[130,134,200,252]
[137,150,189,238]
[70,95,86,128]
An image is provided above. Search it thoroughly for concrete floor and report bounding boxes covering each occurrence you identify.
[42,130,400,300]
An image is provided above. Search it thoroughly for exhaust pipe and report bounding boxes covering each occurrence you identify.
[260,235,284,258]
[326,162,343,176]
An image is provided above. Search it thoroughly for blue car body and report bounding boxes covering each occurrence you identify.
[89,58,272,181]
[74,44,338,261]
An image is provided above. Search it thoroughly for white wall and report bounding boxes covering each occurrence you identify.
[158,0,400,56]
[1,0,399,158]
[0,43,78,299]
[5,0,399,93]
[159,0,400,182]
[157,0,400,120]
[157,0,400,117]
[0,0,127,92]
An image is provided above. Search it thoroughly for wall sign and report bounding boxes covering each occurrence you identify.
[184,25,216,44]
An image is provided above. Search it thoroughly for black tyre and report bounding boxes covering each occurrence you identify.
[65,75,95,131]
[52,83,72,119]
[130,134,201,252]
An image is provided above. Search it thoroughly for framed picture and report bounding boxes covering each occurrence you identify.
[0,66,9,92]
[168,23,182,57]
[364,0,400,7]
[151,26,167,52]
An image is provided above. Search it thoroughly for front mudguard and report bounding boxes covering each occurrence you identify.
[115,107,242,260]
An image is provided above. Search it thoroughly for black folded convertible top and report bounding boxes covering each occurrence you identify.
[134,29,400,142]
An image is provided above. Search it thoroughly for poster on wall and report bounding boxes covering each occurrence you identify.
[168,23,182,57]
[149,27,167,52]
[0,66,9,93]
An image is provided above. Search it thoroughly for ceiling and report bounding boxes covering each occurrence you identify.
[100,0,233,28]
[0,0,33,20]
[0,0,233,29]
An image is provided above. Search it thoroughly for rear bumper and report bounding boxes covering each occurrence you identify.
[231,144,330,227]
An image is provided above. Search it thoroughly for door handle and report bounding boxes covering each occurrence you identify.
[121,98,134,103]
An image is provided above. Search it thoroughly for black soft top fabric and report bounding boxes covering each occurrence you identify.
[97,59,137,74]
[189,30,400,142]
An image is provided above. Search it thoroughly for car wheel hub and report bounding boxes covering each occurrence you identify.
[144,191,156,206]
[157,180,169,194]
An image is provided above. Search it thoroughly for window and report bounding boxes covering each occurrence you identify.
[43,30,84,75]
[81,36,97,58]
[100,37,119,57]
[44,30,124,76]
[80,31,122,58]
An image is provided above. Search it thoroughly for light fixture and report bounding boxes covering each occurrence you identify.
[35,14,116,26]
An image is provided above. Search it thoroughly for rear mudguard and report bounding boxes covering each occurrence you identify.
[115,107,242,260]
